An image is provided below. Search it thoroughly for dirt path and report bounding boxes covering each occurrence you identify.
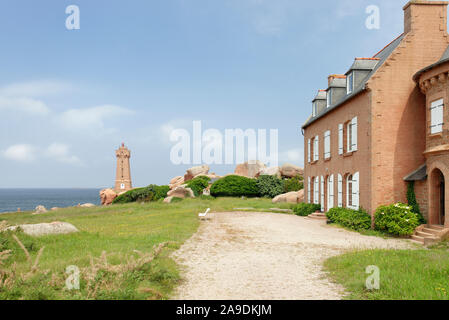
[172,212,413,300]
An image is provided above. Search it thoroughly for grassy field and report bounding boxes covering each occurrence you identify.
[324,242,449,300]
[0,197,290,300]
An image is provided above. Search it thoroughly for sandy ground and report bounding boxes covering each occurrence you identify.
[171,211,414,300]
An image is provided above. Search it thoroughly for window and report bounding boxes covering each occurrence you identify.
[346,172,360,210]
[347,117,358,152]
[320,176,325,212]
[327,90,332,108]
[338,124,344,155]
[337,174,343,207]
[313,136,319,161]
[312,102,317,117]
[347,72,354,94]
[430,98,444,134]
[327,175,334,210]
[308,139,311,163]
[308,177,311,203]
[314,177,319,204]
[324,130,331,159]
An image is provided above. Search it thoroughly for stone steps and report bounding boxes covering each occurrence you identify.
[307,212,327,221]
[411,225,448,245]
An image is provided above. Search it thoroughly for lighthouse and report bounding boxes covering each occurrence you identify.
[114,143,132,193]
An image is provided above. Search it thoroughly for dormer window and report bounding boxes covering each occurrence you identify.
[347,72,354,94]
[327,90,332,108]
[312,102,317,117]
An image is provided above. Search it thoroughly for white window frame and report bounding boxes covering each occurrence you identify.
[347,117,358,152]
[346,72,354,94]
[327,89,332,108]
[430,98,444,134]
[308,177,311,203]
[312,102,317,117]
[308,139,311,163]
[346,173,360,210]
[324,130,331,159]
[313,136,319,162]
[337,174,343,207]
[320,176,325,212]
[327,174,334,210]
[338,124,344,155]
[314,177,319,205]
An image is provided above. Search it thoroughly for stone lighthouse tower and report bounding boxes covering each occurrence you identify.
[115,143,132,193]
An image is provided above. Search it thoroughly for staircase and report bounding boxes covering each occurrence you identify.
[307,211,328,221]
[411,225,449,245]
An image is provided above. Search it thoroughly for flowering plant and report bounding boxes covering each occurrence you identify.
[374,203,420,236]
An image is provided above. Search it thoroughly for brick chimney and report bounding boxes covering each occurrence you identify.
[404,0,448,34]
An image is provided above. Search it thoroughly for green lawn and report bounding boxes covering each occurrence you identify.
[324,243,449,300]
[0,197,290,300]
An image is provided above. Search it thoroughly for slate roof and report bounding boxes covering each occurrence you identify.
[404,164,427,182]
[302,34,405,129]
[313,90,327,102]
[413,44,449,81]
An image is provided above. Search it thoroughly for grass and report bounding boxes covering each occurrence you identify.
[0,197,287,300]
[324,242,449,300]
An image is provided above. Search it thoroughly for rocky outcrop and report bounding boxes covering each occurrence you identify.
[163,196,174,204]
[234,161,266,178]
[256,166,282,178]
[167,186,195,199]
[80,203,96,208]
[6,222,79,237]
[184,165,210,182]
[100,188,118,206]
[169,176,185,190]
[280,163,304,178]
[272,190,304,204]
[33,205,48,215]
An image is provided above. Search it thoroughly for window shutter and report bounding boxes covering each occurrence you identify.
[308,177,311,203]
[337,174,343,207]
[308,139,311,163]
[338,124,343,155]
[353,172,360,210]
[351,117,358,151]
[431,99,444,134]
[328,174,334,210]
[320,176,325,212]
[314,136,319,161]
[324,131,331,159]
[314,178,319,204]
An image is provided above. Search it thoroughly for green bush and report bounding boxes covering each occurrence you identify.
[112,185,169,204]
[293,203,321,216]
[257,175,284,198]
[374,203,421,236]
[283,175,304,193]
[326,207,372,231]
[186,176,211,197]
[210,175,259,198]
[407,182,426,224]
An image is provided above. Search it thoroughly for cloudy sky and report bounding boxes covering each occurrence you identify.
[0,0,414,188]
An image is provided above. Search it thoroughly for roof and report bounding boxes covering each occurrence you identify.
[347,58,380,73]
[329,77,346,88]
[302,34,404,129]
[313,90,327,101]
[413,44,449,81]
[404,164,427,182]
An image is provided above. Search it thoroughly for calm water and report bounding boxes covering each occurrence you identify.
[0,189,101,213]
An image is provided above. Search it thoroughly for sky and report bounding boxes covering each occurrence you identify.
[0,0,421,188]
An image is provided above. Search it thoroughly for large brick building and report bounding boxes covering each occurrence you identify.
[302,0,449,229]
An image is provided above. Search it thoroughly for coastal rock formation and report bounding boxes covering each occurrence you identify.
[272,190,304,204]
[100,188,118,206]
[280,163,304,178]
[33,205,48,215]
[184,165,210,182]
[234,161,266,178]
[167,186,195,199]
[163,196,174,204]
[80,203,96,208]
[6,222,79,237]
[256,166,282,178]
[169,176,185,190]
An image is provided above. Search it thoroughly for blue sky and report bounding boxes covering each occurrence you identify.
[0,0,414,188]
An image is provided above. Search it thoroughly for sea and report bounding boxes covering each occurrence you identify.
[0,189,102,214]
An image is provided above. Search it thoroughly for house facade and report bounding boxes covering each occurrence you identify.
[302,0,449,229]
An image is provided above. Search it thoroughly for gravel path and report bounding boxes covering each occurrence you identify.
[172,212,413,300]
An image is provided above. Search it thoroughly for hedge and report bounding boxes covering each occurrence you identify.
[257,175,284,198]
[112,184,169,204]
[326,207,372,231]
[210,175,259,198]
[374,203,421,236]
[186,176,211,197]
[293,203,321,216]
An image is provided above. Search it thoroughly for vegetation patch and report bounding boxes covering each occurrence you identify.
[186,176,211,197]
[324,247,449,300]
[292,203,321,217]
[283,175,304,193]
[113,185,169,204]
[257,175,284,198]
[210,175,259,198]
[326,207,372,231]
[374,203,421,236]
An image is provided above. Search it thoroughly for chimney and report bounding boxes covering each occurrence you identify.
[404,0,448,34]
[328,74,346,87]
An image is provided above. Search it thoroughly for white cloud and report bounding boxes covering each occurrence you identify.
[58,105,134,131]
[280,148,303,165]
[45,143,82,165]
[0,96,50,115]
[0,80,74,98]
[2,144,38,162]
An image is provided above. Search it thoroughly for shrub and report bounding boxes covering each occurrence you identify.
[186,176,211,197]
[406,182,426,224]
[112,185,170,204]
[326,207,372,231]
[210,175,259,198]
[293,203,321,216]
[283,175,304,193]
[257,175,284,198]
[374,203,421,236]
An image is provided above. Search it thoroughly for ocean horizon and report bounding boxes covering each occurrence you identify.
[0,188,102,213]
